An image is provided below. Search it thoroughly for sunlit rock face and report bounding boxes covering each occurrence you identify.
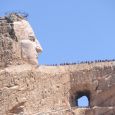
[0,13,42,67]
[13,18,42,65]
[0,14,115,115]
[0,61,115,115]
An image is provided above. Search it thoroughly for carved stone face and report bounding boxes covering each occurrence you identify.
[13,20,43,65]
[0,14,42,67]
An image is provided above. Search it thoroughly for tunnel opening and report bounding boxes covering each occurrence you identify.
[75,90,90,108]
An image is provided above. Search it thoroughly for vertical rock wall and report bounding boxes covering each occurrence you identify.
[0,62,115,115]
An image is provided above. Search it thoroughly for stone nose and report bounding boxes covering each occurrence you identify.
[35,39,43,53]
[36,46,42,53]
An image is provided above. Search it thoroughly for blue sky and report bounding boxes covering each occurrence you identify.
[0,0,115,65]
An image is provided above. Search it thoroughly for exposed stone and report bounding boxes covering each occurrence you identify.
[0,62,115,115]
[0,13,42,68]
[0,14,115,115]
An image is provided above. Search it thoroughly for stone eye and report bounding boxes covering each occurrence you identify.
[29,36,35,42]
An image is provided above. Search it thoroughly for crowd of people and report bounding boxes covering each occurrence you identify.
[44,59,115,66]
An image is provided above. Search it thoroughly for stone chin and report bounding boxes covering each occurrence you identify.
[20,39,41,65]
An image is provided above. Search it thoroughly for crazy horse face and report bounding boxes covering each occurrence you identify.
[0,13,42,67]
[13,19,43,65]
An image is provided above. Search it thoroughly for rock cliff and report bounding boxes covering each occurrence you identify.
[0,13,115,115]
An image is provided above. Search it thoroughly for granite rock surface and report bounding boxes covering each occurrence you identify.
[0,13,115,115]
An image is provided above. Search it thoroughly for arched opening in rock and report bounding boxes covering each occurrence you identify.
[77,96,89,107]
[75,90,90,108]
